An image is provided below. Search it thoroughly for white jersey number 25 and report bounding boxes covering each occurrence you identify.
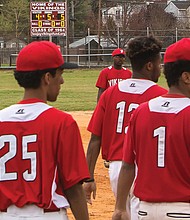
[0,134,37,181]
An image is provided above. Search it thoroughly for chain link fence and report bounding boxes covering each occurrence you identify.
[1,28,190,68]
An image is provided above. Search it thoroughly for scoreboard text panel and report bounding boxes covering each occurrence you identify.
[30,2,66,36]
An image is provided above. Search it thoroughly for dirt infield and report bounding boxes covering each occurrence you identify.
[67,111,115,220]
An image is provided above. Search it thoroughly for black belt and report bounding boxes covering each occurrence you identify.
[1,208,60,213]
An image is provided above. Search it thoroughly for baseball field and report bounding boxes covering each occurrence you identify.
[67,111,115,219]
[0,68,167,219]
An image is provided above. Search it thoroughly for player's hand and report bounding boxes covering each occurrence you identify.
[83,181,96,205]
[112,209,130,220]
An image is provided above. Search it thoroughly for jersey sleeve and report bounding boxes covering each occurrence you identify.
[96,68,108,89]
[148,85,168,97]
[123,112,136,164]
[57,116,90,190]
[87,92,106,136]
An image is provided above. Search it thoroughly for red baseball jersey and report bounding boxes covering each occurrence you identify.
[96,66,132,89]
[88,79,167,161]
[0,99,90,211]
[123,94,190,202]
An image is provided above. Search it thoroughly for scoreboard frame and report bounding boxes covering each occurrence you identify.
[30,2,67,37]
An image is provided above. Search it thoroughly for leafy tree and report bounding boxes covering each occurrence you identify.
[0,0,182,50]
[0,0,29,46]
[67,0,92,38]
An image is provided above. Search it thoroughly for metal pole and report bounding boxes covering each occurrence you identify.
[175,27,178,42]
[49,0,52,42]
[147,26,150,37]
[117,27,120,48]
[71,0,74,41]
[97,0,101,65]
[65,0,69,62]
[88,28,91,68]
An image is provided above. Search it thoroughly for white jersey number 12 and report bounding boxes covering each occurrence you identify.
[116,101,139,134]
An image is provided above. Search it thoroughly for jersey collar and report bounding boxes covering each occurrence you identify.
[18,98,45,104]
[162,93,187,98]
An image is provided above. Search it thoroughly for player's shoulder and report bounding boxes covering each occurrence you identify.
[98,66,113,76]
[104,83,119,95]
[118,78,157,94]
[122,66,132,72]
[148,95,190,114]
[50,107,74,120]
[149,84,168,95]
[101,65,113,72]
[0,102,52,122]
[43,107,76,127]
[129,101,149,122]
[98,84,119,103]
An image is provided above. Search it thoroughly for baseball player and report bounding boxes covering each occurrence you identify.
[0,41,90,220]
[112,38,190,220]
[83,36,167,219]
[96,48,132,101]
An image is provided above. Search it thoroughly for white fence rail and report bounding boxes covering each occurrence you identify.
[8,52,166,69]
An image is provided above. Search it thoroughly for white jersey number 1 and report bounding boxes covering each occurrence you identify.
[153,126,166,168]
[0,134,37,181]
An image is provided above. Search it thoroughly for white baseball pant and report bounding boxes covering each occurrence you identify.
[0,204,68,220]
[138,201,190,219]
[108,161,139,220]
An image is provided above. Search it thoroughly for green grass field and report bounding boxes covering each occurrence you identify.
[0,69,168,111]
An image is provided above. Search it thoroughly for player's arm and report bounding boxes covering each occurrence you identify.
[83,133,101,204]
[86,133,101,178]
[97,87,106,102]
[64,182,89,220]
[112,162,135,220]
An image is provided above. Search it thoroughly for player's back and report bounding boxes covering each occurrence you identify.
[0,100,86,210]
[129,95,190,202]
[92,78,167,161]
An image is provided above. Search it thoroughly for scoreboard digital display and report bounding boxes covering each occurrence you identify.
[30,2,67,37]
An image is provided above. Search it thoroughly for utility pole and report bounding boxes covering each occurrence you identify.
[98,0,102,64]
[71,0,75,41]
[66,0,69,62]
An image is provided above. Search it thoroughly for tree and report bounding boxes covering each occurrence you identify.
[67,0,92,38]
[101,2,140,48]
[128,3,177,48]
[0,0,29,50]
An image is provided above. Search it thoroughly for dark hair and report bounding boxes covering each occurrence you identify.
[14,68,57,89]
[126,36,162,71]
[164,60,190,87]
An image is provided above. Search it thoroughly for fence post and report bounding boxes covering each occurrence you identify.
[146,26,150,37]
[175,27,178,42]
[117,27,120,48]
[88,28,91,68]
